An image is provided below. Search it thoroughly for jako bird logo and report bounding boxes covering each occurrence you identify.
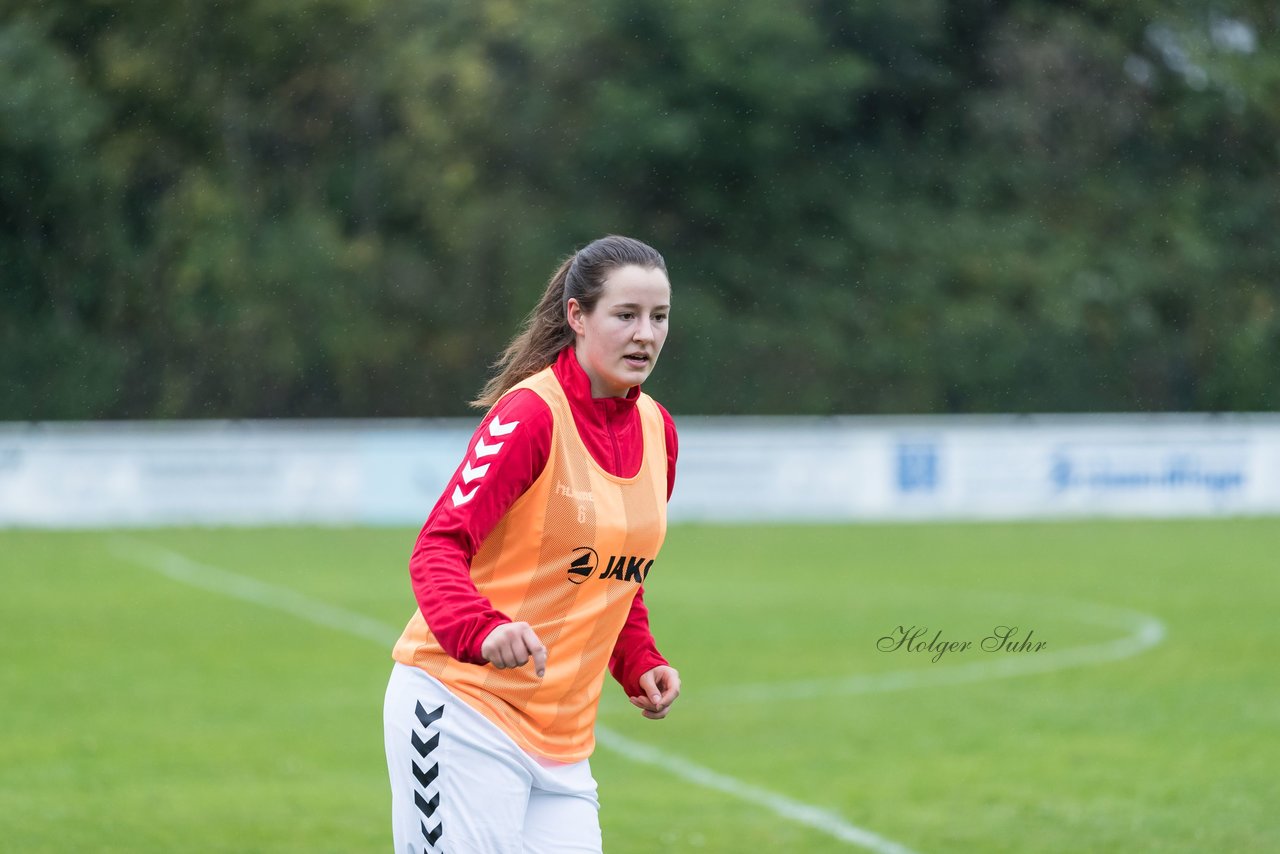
[567,547,598,585]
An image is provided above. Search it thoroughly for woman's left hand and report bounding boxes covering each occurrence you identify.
[630,665,681,719]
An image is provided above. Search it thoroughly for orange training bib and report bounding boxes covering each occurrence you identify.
[392,367,668,761]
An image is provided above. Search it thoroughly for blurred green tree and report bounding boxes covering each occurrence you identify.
[1,0,1276,417]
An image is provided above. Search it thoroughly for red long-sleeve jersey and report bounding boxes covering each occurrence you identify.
[408,346,677,698]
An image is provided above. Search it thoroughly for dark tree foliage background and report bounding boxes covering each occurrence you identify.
[2,0,1277,418]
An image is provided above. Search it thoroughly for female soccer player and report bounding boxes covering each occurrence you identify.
[384,235,681,852]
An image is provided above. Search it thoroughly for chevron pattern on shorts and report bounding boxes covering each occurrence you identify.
[411,701,445,851]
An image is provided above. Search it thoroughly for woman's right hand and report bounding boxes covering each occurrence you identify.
[480,622,547,677]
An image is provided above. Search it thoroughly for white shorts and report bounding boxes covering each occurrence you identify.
[383,662,603,854]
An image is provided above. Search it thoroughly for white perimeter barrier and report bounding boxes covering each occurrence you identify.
[1,414,1279,528]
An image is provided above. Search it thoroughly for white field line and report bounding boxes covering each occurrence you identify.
[594,727,919,854]
[703,598,1167,704]
[111,538,401,645]
[109,537,919,854]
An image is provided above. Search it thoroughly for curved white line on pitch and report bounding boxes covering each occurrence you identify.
[110,537,918,854]
[701,594,1167,704]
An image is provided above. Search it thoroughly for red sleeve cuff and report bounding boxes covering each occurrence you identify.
[612,648,670,698]
[453,614,513,665]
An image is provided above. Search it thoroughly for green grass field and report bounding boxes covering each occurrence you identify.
[2,519,1276,853]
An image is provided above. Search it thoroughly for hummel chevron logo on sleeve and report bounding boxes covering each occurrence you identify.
[473,437,503,459]
[460,461,489,483]
[450,415,520,507]
[489,415,519,435]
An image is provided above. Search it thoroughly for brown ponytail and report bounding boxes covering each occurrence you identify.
[471,235,667,409]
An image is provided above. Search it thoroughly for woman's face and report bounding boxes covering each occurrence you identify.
[567,264,671,398]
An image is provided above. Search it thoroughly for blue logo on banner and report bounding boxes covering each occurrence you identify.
[897,443,939,493]
[1050,449,1245,494]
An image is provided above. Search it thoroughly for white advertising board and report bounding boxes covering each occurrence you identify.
[667,415,1280,522]
[1,415,1278,528]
